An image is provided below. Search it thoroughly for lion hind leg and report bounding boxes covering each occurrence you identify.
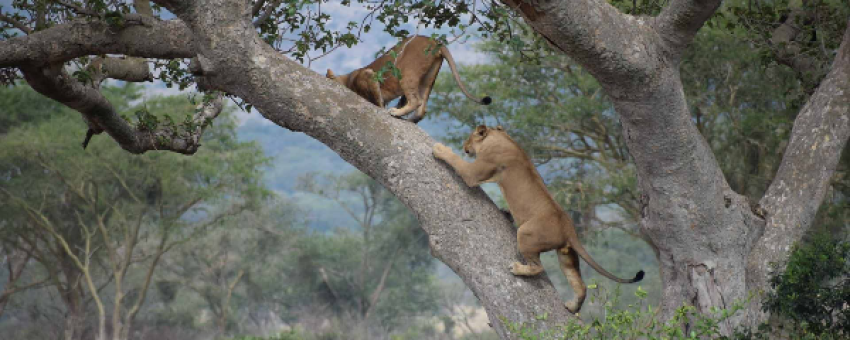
[389,83,421,117]
[511,227,545,276]
[558,247,586,313]
[395,96,407,109]
[411,60,442,123]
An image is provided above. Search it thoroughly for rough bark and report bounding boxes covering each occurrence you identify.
[748,21,850,325]
[0,19,193,68]
[161,1,576,336]
[505,0,849,332]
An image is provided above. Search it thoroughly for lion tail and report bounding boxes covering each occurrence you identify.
[561,231,644,284]
[439,46,492,105]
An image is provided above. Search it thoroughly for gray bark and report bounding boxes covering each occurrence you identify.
[749,22,850,324]
[0,19,193,68]
[165,1,576,336]
[1,0,849,337]
[509,0,850,331]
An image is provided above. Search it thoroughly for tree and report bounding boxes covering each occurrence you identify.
[0,86,268,340]
[157,199,305,337]
[1,0,849,338]
[428,18,849,316]
[296,172,439,339]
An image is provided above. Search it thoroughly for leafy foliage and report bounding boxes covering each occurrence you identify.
[763,233,850,336]
[500,235,850,340]
[294,172,440,333]
[0,84,269,339]
[501,283,752,340]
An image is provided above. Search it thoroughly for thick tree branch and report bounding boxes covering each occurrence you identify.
[501,0,662,95]
[92,57,153,83]
[749,20,850,310]
[21,64,223,154]
[509,0,762,325]
[253,0,281,27]
[654,0,723,60]
[161,0,577,336]
[0,19,194,68]
[251,0,267,16]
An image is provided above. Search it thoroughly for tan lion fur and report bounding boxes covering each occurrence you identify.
[433,125,644,313]
[326,36,491,123]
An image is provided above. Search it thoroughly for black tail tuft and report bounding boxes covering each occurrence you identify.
[481,96,492,105]
[634,270,645,282]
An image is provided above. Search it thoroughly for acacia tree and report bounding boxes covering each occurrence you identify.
[1,0,848,338]
[0,89,268,340]
[296,172,438,339]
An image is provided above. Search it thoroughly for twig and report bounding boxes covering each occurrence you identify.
[253,0,282,27]
[0,12,31,34]
[54,0,99,16]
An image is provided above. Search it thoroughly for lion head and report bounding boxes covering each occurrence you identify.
[462,125,504,157]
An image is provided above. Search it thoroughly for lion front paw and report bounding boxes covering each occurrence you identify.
[433,143,453,160]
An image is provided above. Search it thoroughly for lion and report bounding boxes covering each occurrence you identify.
[326,36,491,123]
[433,125,644,313]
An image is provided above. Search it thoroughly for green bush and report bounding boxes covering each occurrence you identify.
[763,233,850,336]
[501,284,748,340]
[229,330,307,340]
[503,235,850,339]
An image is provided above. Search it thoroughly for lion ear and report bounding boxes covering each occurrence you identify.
[475,125,488,137]
[495,125,504,131]
[326,69,335,78]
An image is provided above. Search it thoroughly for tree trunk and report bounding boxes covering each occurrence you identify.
[63,293,85,340]
[509,0,850,332]
[746,23,850,325]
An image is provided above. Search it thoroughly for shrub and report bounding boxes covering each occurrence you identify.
[502,234,850,339]
[763,233,850,336]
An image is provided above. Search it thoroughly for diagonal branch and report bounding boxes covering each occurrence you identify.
[253,0,281,27]
[0,11,31,34]
[54,0,99,17]
[21,63,224,154]
[251,0,267,16]
[0,19,194,68]
[654,0,723,60]
[768,5,826,84]
[750,19,850,299]
[499,0,662,95]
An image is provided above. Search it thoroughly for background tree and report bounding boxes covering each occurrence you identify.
[295,172,439,340]
[0,84,268,340]
[158,199,305,337]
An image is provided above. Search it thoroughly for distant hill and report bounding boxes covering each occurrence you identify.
[235,111,458,231]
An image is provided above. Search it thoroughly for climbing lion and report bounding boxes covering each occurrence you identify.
[433,125,644,313]
[326,36,491,123]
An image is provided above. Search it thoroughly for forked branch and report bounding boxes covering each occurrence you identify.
[751,20,850,292]
[655,0,723,60]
